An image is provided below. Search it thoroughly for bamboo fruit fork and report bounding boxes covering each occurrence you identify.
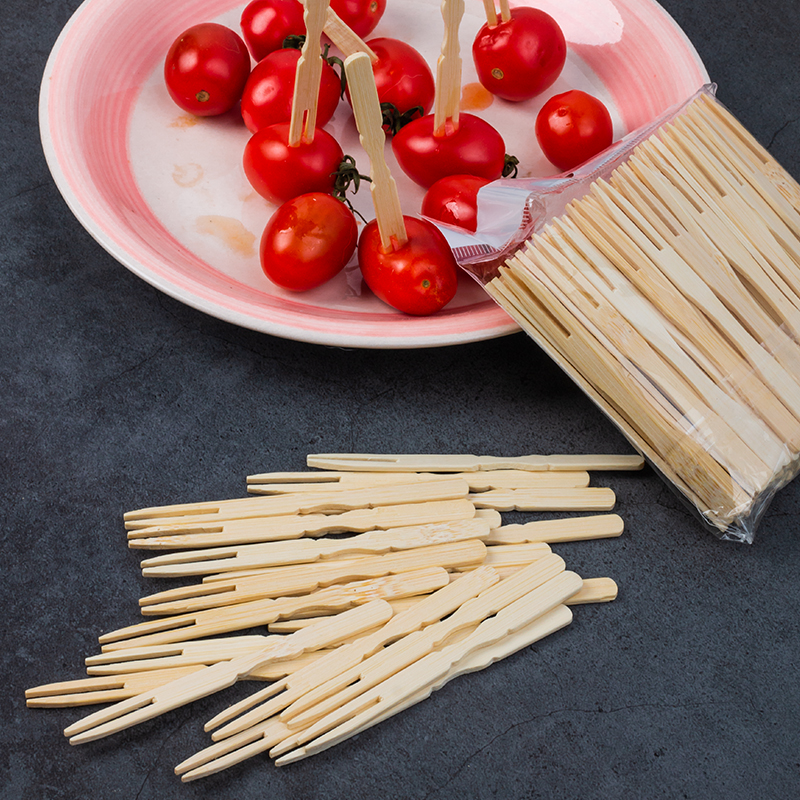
[306,452,645,472]
[485,92,800,534]
[177,603,573,782]
[124,478,471,531]
[127,499,481,549]
[131,540,487,620]
[288,0,329,146]
[246,469,593,493]
[136,517,495,578]
[63,601,393,745]
[345,50,407,250]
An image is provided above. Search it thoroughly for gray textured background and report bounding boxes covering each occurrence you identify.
[3,0,800,798]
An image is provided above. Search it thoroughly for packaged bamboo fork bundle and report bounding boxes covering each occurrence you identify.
[442,86,800,542]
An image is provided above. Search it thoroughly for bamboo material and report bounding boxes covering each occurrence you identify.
[288,0,329,146]
[133,540,487,619]
[137,518,494,578]
[123,478,471,530]
[127,499,479,549]
[272,568,582,764]
[246,469,592,493]
[64,602,394,744]
[272,555,567,743]
[177,604,573,781]
[344,51,407,249]
[433,0,464,133]
[267,574,616,632]
[306,452,645,472]
[203,567,500,740]
[484,93,800,535]
[323,7,377,59]
[485,514,624,544]
[468,486,616,512]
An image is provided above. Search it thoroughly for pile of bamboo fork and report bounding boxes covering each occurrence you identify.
[484,91,800,541]
[26,451,642,781]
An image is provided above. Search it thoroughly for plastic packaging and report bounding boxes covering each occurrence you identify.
[442,85,800,542]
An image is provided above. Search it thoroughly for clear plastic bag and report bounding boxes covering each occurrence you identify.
[438,85,800,542]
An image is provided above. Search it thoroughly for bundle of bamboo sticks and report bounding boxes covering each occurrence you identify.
[26,451,641,780]
[482,91,800,541]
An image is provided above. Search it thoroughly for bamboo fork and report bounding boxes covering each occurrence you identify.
[137,517,495,578]
[176,604,573,782]
[306,453,645,472]
[127,499,481,549]
[246,469,592,494]
[64,601,393,745]
[123,478,471,531]
[132,540,487,619]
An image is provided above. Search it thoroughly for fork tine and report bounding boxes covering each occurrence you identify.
[25,666,205,707]
[176,717,291,781]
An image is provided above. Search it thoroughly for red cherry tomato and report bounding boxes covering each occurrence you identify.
[358,216,459,315]
[345,38,435,134]
[243,122,344,205]
[164,23,251,116]
[535,90,614,172]
[472,8,566,102]
[260,193,357,291]
[240,0,306,61]
[421,174,491,233]
[241,48,341,133]
[330,0,386,39]
[392,113,507,189]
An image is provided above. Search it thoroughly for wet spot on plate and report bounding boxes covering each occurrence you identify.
[196,215,257,257]
[172,163,204,188]
[461,82,494,112]
[170,114,201,129]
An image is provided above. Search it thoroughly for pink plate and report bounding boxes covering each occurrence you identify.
[40,0,708,348]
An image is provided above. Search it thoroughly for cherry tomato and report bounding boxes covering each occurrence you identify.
[240,0,306,61]
[358,216,458,315]
[392,113,507,189]
[330,0,386,39]
[472,8,566,102]
[243,122,344,205]
[241,48,342,133]
[164,23,251,116]
[535,90,614,172]
[345,38,435,134]
[421,174,491,233]
[260,193,357,291]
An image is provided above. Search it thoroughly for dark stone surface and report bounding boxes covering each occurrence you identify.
[3,0,800,798]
